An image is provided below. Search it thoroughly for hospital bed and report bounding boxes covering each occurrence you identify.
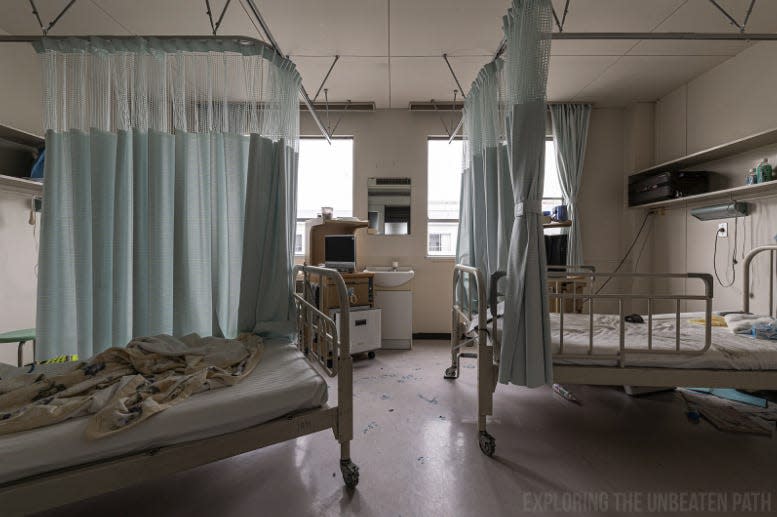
[0,265,358,516]
[446,245,777,457]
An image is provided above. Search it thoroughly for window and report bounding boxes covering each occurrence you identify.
[543,139,563,213]
[427,138,463,256]
[295,137,354,256]
[427,137,563,256]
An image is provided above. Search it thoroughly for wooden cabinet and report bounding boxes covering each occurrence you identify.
[320,272,375,311]
[547,275,589,314]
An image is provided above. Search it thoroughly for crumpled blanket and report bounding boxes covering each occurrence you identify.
[0,333,263,439]
[723,313,776,334]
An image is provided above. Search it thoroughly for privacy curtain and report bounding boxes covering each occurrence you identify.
[35,37,300,359]
[550,103,591,267]
[498,0,554,386]
[456,61,513,304]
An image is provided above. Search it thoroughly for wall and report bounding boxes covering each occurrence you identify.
[0,35,42,364]
[301,107,627,331]
[649,41,777,314]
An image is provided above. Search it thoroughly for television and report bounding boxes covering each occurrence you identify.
[325,234,356,272]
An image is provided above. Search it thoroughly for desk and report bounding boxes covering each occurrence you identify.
[0,328,35,366]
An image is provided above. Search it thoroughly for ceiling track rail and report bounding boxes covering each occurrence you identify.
[27,0,78,36]
[240,0,332,143]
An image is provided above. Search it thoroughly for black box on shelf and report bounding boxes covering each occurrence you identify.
[628,170,710,206]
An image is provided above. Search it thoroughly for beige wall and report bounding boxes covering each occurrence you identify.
[0,36,41,364]
[301,107,627,331]
[648,41,777,314]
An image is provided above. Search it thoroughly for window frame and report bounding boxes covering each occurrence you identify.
[542,136,564,211]
[426,136,464,257]
[295,135,355,257]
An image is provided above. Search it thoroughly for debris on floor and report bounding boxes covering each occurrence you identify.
[553,383,580,404]
[418,394,439,405]
[679,389,777,436]
[688,387,767,408]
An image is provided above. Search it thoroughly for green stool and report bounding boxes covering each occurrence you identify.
[0,328,35,367]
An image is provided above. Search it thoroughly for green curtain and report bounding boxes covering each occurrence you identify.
[35,37,300,359]
[498,0,554,387]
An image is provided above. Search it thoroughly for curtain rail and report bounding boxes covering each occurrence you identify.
[0,34,332,143]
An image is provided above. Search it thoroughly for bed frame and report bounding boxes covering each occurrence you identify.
[0,265,358,515]
[446,244,777,457]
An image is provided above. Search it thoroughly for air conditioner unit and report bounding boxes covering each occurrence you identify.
[690,202,749,221]
[300,101,375,112]
[408,101,463,112]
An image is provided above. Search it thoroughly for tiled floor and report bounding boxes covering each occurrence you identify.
[43,341,777,517]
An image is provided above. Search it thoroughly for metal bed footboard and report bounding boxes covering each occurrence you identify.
[491,268,714,367]
[445,264,489,380]
[742,244,777,317]
[292,265,358,486]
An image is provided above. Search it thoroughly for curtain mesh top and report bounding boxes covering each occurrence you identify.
[36,37,300,146]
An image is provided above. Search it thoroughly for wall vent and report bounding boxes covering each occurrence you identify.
[409,101,463,112]
[301,101,375,112]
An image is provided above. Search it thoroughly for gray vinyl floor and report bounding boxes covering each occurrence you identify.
[42,341,777,517]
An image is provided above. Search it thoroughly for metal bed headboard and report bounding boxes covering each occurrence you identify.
[742,244,777,317]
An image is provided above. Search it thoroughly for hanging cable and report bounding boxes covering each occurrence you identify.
[713,218,738,288]
[595,211,653,295]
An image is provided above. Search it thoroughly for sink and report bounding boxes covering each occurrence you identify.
[364,267,415,288]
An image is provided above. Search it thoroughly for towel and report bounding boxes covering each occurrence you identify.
[688,315,727,327]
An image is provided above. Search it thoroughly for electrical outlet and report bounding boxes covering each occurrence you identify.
[717,222,728,238]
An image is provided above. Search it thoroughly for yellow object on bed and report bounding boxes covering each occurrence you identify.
[689,315,727,327]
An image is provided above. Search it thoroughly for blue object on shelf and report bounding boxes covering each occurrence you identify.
[30,148,45,180]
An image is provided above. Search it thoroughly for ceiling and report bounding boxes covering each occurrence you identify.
[1,0,776,108]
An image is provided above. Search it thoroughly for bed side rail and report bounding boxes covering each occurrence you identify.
[452,264,488,335]
[492,269,714,367]
[293,265,351,378]
[742,244,777,317]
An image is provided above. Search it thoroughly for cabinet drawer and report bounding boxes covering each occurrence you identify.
[333,308,382,354]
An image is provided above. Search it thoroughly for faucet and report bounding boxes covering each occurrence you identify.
[391,261,399,271]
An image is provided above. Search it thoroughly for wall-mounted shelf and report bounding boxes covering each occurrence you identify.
[630,179,777,210]
[543,220,572,228]
[0,174,43,196]
[631,126,777,177]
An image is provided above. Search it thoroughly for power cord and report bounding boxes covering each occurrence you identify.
[595,211,653,295]
[713,217,738,288]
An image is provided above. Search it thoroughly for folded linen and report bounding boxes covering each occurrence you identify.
[723,313,776,334]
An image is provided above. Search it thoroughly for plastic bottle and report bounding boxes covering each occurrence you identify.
[756,158,773,183]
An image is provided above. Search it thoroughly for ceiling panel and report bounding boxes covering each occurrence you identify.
[627,39,751,56]
[550,40,635,56]
[389,0,508,57]
[572,54,731,106]
[255,0,388,56]
[293,56,390,108]
[546,55,620,102]
[0,0,129,35]
[654,0,777,33]
[550,0,686,33]
[389,56,485,109]
[95,0,259,37]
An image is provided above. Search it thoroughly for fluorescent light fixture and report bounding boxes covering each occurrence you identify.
[690,202,749,221]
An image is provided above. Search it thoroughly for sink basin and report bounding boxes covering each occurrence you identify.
[364,268,415,288]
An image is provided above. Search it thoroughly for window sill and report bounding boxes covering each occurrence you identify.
[425,255,456,261]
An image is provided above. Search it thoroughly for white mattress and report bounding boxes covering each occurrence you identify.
[0,338,328,485]
[488,313,777,370]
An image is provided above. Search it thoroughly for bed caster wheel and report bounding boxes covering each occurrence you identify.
[340,459,360,489]
[368,351,376,359]
[444,366,459,379]
[479,431,495,457]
